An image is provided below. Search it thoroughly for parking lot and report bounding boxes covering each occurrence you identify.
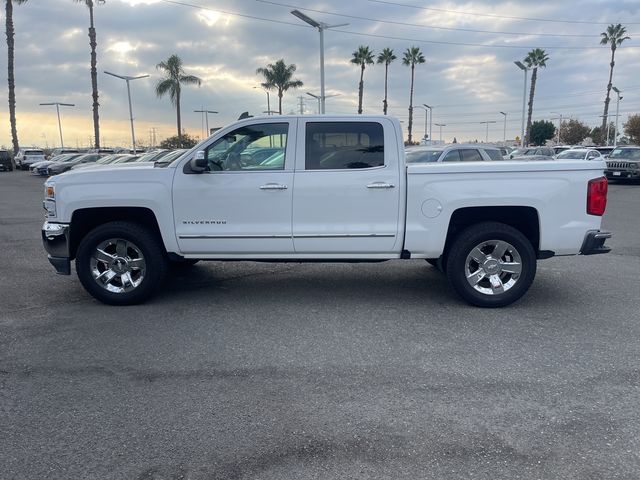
[1,171,639,479]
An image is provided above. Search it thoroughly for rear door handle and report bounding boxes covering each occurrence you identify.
[366,182,395,189]
[260,183,288,190]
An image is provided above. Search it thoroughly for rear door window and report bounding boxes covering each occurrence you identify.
[305,122,384,170]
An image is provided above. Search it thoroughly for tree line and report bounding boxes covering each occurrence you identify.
[3,0,635,156]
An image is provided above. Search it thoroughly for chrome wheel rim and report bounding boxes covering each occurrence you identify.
[464,239,522,295]
[90,238,146,294]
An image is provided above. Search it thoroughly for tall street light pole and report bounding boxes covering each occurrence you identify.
[254,86,271,115]
[194,108,218,138]
[423,104,432,143]
[499,111,507,143]
[613,86,623,147]
[416,105,428,140]
[551,111,563,144]
[104,71,149,152]
[291,9,347,115]
[307,92,340,114]
[434,123,446,143]
[480,121,496,143]
[514,61,528,147]
[39,102,75,149]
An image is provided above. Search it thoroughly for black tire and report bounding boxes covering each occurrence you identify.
[75,221,169,305]
[445,222,536,308]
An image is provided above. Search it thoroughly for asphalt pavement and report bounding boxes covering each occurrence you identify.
[1,171,639,479]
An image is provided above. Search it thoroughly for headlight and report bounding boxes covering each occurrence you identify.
[629,163,638,170]
[45,183,55,199]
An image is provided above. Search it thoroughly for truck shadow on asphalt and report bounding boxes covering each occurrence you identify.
[157,261,573,310]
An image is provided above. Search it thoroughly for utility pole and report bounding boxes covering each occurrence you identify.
[435,123,446,143]
[613,87,622,147]
[297,96,306,115]
[424,104,432,143]
[104,71,149,153]
[499,111,507,143]
[194,108,218,138]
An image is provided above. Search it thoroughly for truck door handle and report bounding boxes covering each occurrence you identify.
[366,182,395,189]
[260,183,288,190]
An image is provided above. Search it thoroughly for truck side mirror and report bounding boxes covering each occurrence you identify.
[190,151,207,173]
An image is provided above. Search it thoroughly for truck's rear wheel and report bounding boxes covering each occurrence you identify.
[75,221,168,305]
[446,222,536,307]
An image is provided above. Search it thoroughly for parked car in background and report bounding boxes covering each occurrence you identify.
[553,146,573,155]
[47,153,102,175]
[509,146,555,159]
[15,148,45,170]
[556,149,604,161]
[605,146,640,181]
[0,150,13,171]
[406,144,504,163]
[498,146,513,160]
[71,154,136,170]
[595,146,615,158]
[47,148,79,159]
[30,154,84,175]
[153,149,188,167]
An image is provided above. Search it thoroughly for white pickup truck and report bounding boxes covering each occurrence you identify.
[42,115,611,307]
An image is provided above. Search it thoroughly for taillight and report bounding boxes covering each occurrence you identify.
[587,176,608,216]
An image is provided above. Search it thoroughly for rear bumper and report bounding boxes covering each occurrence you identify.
[580,230,612,255]
[42,222,71,275]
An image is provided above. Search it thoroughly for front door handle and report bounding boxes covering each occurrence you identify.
[366,182,395,189]
[260,183,288,190]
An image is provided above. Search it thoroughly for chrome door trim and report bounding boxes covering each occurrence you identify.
[179,234,292,239]
[293,233,395,238]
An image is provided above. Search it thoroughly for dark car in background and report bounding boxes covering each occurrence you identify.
[47,153,102,175]
[0,150,13,171]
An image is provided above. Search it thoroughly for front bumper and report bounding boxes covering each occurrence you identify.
[42,222,71,275]
[605,168,640,179]
[580,230,612,255]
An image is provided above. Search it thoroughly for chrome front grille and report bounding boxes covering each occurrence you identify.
[607,161,630,169]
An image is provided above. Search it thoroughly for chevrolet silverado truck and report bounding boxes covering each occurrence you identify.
[42,115,611,307]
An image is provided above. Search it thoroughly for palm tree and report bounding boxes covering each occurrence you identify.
[350,46,375,115]
[5,0,28,161]
[600,24,630,132]
[523,48,549,145]
[377,48,396,115]
[155,54,202,146]
[402,46,425,144]
[75,0,104,148]
[256,59,303,115]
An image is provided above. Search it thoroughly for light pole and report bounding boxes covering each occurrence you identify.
[254,86,271,115]
[423,104,432,143]
[551,111,563,144]
[416,105,428,140]
[435,123,446,143]
[194,108,218,138]
[613,86,623,147]
[104,71,149,152]
[499,111,507,143]
[291,9,347,114]
[514,61,528,147]
[307,92,340,114]
[480,121,496,143]
[39,102,74,149]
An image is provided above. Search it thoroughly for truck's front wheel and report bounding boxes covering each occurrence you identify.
[75,221,168,305]
[446,222,536,308]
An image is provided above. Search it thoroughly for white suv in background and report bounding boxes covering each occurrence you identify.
[15,148,45,170]
[405,144,505,163]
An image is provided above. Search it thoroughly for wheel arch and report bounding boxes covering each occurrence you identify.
[69,207,165,259]
[444,206,541,258]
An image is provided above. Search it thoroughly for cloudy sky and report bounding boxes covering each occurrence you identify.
[2,0,640,148]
